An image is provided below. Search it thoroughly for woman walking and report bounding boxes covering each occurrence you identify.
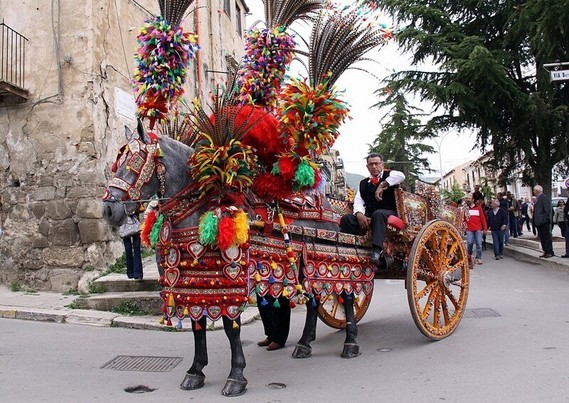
[465,197,488,265]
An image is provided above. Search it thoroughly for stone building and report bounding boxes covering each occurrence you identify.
[0,0,248,291]
[320,149,347,200]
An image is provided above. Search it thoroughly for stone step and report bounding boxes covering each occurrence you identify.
[73,291,163,315]
[92,256,162,293]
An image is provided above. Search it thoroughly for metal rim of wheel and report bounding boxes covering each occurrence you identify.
[407,219,469,340]
[317,290,373,329]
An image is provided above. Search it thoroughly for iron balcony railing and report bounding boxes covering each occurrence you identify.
[0,22,28,89]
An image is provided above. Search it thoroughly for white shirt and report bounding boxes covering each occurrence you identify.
[353,170,406,215]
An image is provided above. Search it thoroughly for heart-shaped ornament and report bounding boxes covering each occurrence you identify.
[189,306,203,320]
[334,282,344,294]
[164,267,180,287]
[207,305,222,321]
[187,242,206,259]
[223,264,242,281]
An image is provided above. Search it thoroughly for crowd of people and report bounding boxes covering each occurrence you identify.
[462,184,569,264]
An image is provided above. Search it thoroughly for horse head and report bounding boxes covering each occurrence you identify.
[102,120,194,226]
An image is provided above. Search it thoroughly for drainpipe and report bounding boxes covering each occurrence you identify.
[195,0,202,97]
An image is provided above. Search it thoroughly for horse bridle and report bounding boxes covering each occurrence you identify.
[103,137,166,203]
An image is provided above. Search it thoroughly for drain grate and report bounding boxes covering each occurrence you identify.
[102,356,182,372]
[463,308,501,319]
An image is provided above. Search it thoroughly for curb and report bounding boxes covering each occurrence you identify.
[0,305,261,331]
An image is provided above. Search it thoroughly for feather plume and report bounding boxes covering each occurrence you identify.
[159,0,195,27]
[308,3,391,88]
[262,0,323,28]
[233,211,249,245]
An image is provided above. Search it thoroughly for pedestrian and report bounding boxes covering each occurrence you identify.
[119,201,143,279]
[527,196,537,236]
[562,197,569,258]
[533,185,554,258]
[465,197,488,265]
[472,184,485,203]
[340,153,405,269]
[487,199,508,260]
[553,199,566,238]
[506,191,519,238]
[497,192,510,245]
[256,295,291,351]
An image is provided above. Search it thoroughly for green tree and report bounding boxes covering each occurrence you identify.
[440,182,465,204]
[374,0,569,196]
[370,93,435,190]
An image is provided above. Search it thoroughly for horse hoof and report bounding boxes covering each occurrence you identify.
[180,373,205,390]
[221,378,248,397]
[341,343,361,359]
[291,344,312,359]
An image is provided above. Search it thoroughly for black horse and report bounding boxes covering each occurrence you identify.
[102,122,364,396]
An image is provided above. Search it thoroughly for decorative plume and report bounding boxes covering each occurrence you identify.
[133,16,199,128]
[236,0,324,108]
[158,0,195,27]
[263,0,323,28]
[187,79,263,198]
[308,3,392,88]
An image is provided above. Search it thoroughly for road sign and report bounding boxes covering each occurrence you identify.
[564,178,569,188]
[551,69,569,82]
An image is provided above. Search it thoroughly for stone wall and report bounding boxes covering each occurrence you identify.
[0,0,246,291]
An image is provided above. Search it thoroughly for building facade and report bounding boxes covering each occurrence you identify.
[0,0,248,291]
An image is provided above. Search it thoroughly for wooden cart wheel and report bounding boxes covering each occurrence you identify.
[407,219,469,340]
[317,290,373,329]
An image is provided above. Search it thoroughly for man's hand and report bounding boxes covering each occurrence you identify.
[375,181,388,201]
[356,212,371,231]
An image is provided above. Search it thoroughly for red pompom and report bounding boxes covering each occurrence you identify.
[278,155,297,180]
[217,215,235,250]
[141,210,157,247]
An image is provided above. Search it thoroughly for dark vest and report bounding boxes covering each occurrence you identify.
[359,170,398,217]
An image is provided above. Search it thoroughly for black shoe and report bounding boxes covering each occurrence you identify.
[539,253,547,258]
[543,253,554,259]
[370,248,382,267]
[561,255,569,258]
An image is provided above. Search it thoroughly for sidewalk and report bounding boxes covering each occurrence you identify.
[0,256,260,331]
[1,231,567,330]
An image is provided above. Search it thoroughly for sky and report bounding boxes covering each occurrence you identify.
[244,0,479,178]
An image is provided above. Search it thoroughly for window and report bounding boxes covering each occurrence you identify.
[235,3,242,34]
[224,0,231,18]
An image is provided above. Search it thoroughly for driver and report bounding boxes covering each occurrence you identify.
[340,153,405,270]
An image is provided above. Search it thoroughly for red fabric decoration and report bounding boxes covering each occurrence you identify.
[141,210,157,247]
[217,215,236,250]
[252,173,294,200]
[370,177,380,185]
[194,321,202,331]
[238,106,283,166]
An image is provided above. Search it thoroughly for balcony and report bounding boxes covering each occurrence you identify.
[0,22,29,104]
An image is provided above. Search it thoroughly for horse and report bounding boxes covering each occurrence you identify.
[102,121,369,397]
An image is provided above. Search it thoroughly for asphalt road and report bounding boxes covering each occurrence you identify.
[2,254,569,403]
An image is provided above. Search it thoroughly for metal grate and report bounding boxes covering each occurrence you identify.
[463,308,501,319]
[102,355,182,372]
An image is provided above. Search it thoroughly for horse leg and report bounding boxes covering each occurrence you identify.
[180,317,208,390]
[221,316,248,397]
[292,298,318,359]
[341,294,361,358]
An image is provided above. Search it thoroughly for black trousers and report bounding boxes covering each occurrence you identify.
[257,295,291,346]
[340,209,396,249]
[536,223,554,254]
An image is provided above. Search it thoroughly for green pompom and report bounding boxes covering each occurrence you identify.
[294,159,315,187]
[149,214,164,247]
[199,211,219,245]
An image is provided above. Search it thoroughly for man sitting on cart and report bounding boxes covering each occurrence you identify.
[340,153,405,270]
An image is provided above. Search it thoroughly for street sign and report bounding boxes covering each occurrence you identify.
[564,178,569,188]
[550,69,569,82]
